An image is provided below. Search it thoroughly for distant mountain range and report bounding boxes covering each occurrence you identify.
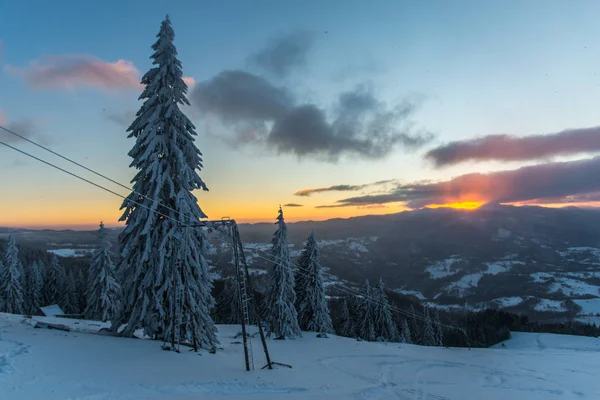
[4,204,600,324]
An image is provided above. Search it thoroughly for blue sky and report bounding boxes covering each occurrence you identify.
[2,1,600,227]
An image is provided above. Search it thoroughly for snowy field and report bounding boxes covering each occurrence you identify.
[2,313,600,399]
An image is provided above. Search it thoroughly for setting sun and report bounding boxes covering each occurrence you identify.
[425,201,485,210]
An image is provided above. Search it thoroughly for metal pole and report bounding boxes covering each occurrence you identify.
[233,222,273,370]
[232,223,251,371]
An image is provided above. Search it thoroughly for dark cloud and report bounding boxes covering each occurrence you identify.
[426,126,600,167]
[283,203,303,207]
[0,119,50,146]
[106,110,136,128]
[248,31,315,78]
[319,156,600,208]
[295,179,397,197]
[191,70,293,131]
[190,75,432,161]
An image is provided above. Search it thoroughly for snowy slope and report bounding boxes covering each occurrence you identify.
[2,313,600,399]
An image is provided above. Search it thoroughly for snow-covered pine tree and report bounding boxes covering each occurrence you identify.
[358,280,376,341]
[400,319,413,344]
[0,235,24,314]
[25,260,44,314]
[69,271,81,313]
[295,231,333,333]
[86,222,120,322]
[77,269,87,313]
[112,16,217,349]
[218,278,242,324]
[44,254,64,307]
[338,297,355,337]
[433,309,444,346]
[60,269,75,314]
[347,295,361,338]
[372,278,398,341]
[263,207,301,339]
[422,307,436,346]
[409,304,421,344]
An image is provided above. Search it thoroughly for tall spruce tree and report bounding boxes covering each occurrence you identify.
[400,319,413,344]
[347,295,361,338]
[358,280,376,341]
[422,307,436,346]
[263,207,301,339]
[295,232,333,333]
[44,254,63,306]
[113,16,217,349]
[86,222,120,321]
[372,278,398,341]
[25,260,44,314]
[0,235,24,314]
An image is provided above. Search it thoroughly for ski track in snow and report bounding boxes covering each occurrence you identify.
[1,315,599,399]
[319,351,588,399]
[0,322,30,376]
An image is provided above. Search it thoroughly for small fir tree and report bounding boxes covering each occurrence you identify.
[422,307,436,346]
[358,280,376,341]
[400,319,413,344]
[295,231,333,333]
[372,278,398,341]
[0,235,25,314]
[262,207,301,339]
[86,222,121,322]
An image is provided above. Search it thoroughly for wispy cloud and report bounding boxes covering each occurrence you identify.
[248,31,315,78]
[295,179,397,197]
[283,203,303,207]
[426,126,600,167]
[6,54,141,91]
[105,110,136,128]
[318,156,600,208]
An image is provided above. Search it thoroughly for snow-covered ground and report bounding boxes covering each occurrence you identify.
[426,257,463,279]
[493,296,524,308]
[2,313,600,399]
[534,299,567,312]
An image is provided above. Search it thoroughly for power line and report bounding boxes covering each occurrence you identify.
[0,123,186,220]
[0,138,181,226]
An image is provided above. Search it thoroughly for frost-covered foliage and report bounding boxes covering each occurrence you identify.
[44,255,64,306]
[0,235,24,314]
[113,16,217,349]
[372,278,398,341]
[263,207,301,339]
[422,307,436,346]
[400,319,413,344]
[24,260,44,314]
[295,232,333,333]
[433,309,444,346]
[358,280,376,341]
[86,222,120,322]
[338,297,355,337]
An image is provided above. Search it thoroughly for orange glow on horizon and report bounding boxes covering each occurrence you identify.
[425,201,485,210]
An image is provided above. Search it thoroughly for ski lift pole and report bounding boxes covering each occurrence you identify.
[231,223,251,371]
[232,221,273,370]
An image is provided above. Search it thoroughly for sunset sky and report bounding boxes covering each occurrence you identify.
[2,1,600,228]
